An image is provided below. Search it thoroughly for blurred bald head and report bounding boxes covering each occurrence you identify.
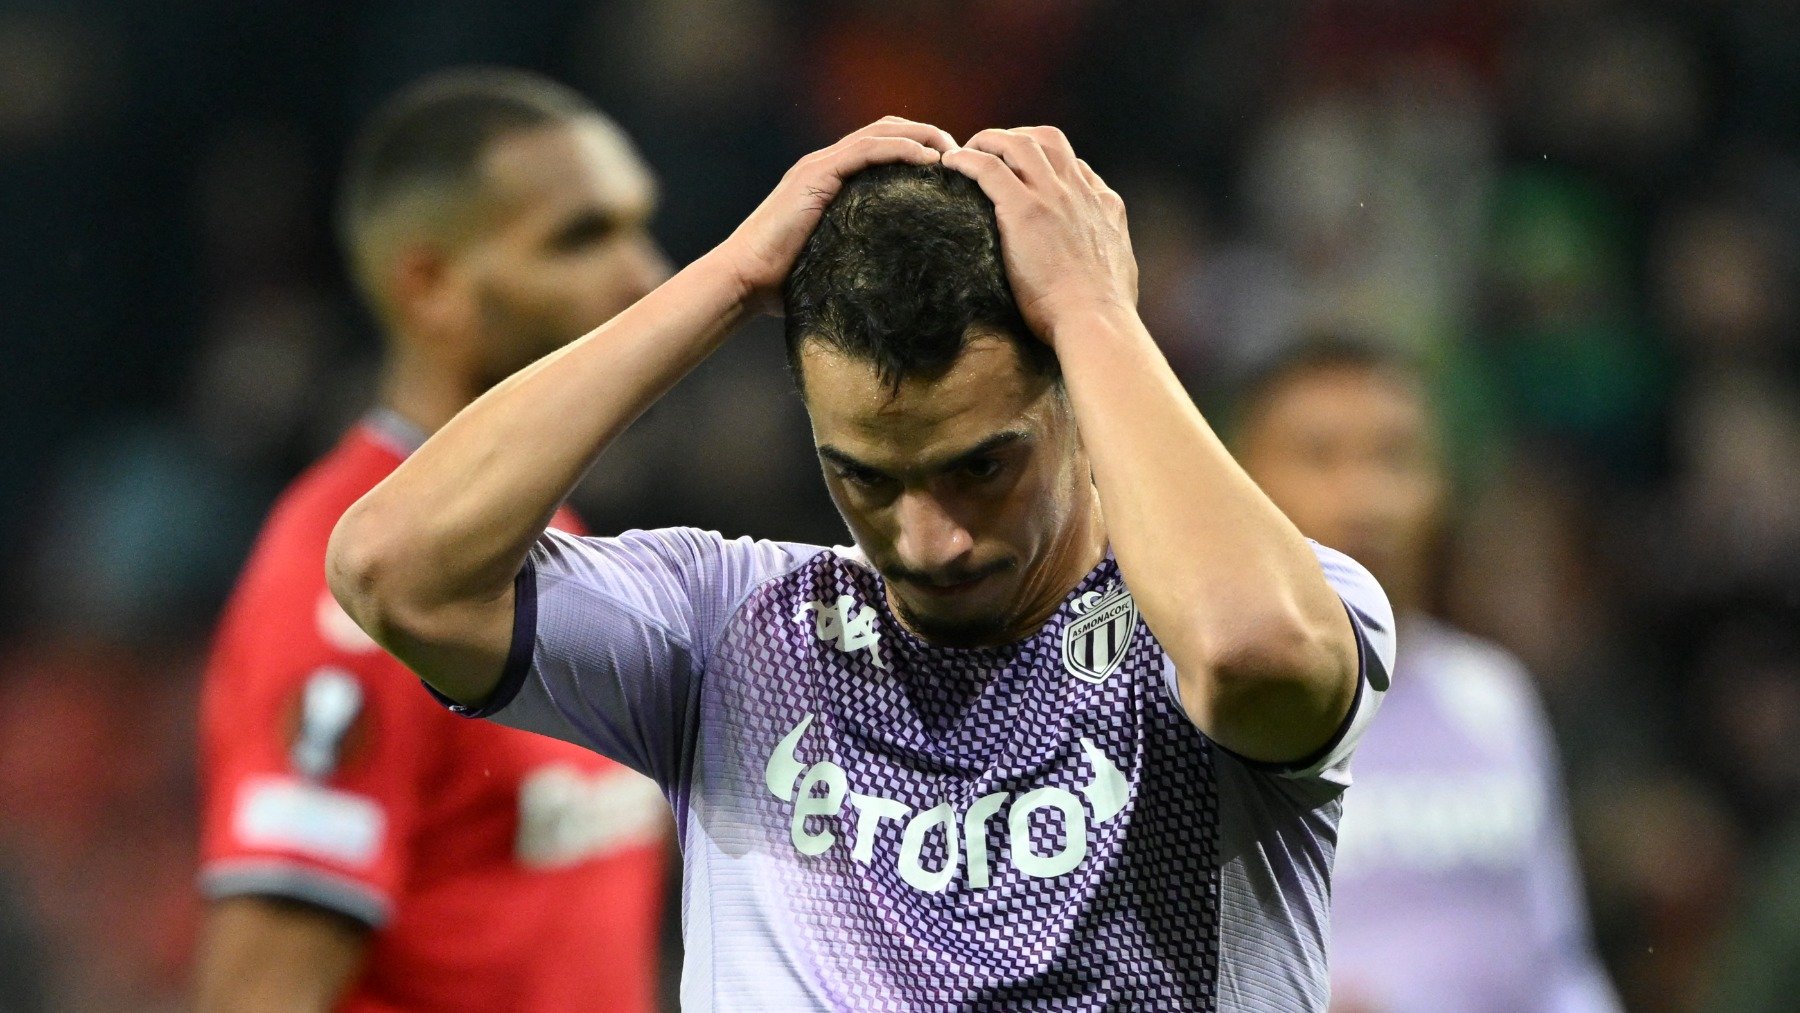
[335,67,664,389]
[338,69,591,306]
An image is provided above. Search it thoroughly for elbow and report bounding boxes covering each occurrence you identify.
[1174,605,1358,759]
[325,499,406,645]
[1201,606,1350,692]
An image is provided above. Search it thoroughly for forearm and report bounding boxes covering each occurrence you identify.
[195,898,367,1013]
[1053,311,1355,754]
[329,252,747,628]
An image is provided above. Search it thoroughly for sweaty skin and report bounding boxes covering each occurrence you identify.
[328,118,1359,767]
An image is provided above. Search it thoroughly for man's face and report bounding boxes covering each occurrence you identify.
[1238,365,1445,608]
[456,118,668,385]
[799,335,1096,647]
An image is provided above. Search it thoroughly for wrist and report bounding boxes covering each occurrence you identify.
[693,244,756,308]
[1040,299,1141,350]
[687,246,766,327]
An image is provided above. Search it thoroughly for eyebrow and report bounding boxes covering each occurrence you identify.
[545,207,621,251]
[817,430,1031,478]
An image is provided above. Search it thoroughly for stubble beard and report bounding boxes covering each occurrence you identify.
[890,594,1016,649]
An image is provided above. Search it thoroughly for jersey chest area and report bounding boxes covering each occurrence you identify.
[708,556,1219,896]
[696,558,1229,1007]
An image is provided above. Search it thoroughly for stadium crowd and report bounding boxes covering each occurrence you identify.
[1,0,1796,1009]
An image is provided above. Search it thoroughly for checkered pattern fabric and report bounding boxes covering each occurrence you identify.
[707,552,1223,1010]
[478,528,1391,1011]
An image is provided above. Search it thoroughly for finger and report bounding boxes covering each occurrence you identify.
[839,116,958,155]
[941,146,1031,205]
[817,135,944,181]
[963,128,1057,188]
[1019,125,1080,180]
[1075,157,1126,212]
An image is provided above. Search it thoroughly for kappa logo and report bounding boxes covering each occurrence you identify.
[1062,582,1138,684]
[764,714,1130,892]
[795,595,887,669]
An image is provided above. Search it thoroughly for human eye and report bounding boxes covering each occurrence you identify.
[546,211,620,255]
[962,457,1003,481]
[835,464,889,489]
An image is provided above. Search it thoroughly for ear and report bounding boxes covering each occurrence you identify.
[388,242,475,344]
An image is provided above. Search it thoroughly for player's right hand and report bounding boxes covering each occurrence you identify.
[715,117,957,315]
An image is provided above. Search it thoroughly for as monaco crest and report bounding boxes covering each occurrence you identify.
[1061,583,1138,684]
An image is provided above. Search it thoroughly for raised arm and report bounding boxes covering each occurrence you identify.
[944,128,1362,765]
[327,118,957,705]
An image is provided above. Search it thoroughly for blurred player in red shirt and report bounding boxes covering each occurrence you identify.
[195,68,672,1012]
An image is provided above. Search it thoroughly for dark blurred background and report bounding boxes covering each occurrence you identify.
[1,0,1797,1009]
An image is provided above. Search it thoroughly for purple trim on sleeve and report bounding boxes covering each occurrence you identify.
[422,560,538,719]
[1218,599,1373,775]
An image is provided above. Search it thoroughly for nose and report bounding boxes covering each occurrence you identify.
[893,491,974,578]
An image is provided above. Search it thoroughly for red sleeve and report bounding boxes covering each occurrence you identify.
[198,532,438,928]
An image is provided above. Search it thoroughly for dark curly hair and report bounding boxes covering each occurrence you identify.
[782,162,1058,389]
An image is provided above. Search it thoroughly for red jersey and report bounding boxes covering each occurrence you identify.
[200,413,667,1013]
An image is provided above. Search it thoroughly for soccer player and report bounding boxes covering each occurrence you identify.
[195,69,671,1013]
[1234,337,1620,1012]
[326,118,1396,1010]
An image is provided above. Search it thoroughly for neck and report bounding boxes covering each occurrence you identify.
[1003,482,1109,640]
[376,344,481,436]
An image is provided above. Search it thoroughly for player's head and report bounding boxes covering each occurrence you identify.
[1233,336,1447,613]
[784,163,1095,647]
[337,67,666,389]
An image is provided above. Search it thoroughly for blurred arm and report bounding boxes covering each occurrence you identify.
[194,897,368,1013]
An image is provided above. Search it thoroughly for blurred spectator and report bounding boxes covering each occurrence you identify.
[1233,336,1618,1012]
[1477,169,1669,478]
[1503,2,1708,192]
[1582,772,1740,1013]
[798,0,1096,141]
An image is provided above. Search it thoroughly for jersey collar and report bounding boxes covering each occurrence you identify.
[361,408,429,459]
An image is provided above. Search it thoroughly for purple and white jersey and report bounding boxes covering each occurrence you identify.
[443,529,1394,1011]
[1328,616,1619,1013]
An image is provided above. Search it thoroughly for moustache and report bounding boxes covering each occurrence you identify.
[883,558,1016,589]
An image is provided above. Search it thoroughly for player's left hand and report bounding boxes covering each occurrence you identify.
[943,127,1138,347]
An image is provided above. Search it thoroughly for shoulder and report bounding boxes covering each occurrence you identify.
[530,527,827,603]
[525,527,832,664]
[1404,617,1554,749]
[1409,619,1537,700]
[209,437,400,678]
[241,436,392,592]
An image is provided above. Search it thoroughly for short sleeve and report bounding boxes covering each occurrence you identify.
[437,527,819,792]
[1280,541,1396,783]
[1168,541,1396,789]
[199,587,437,928]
